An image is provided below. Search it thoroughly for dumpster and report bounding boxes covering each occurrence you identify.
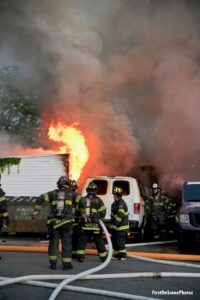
[3,196,50,233]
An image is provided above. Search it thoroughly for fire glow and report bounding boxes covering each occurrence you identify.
[48,123,89,181]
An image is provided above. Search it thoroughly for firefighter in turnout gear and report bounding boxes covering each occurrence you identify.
[110,187,129,260]
[166,196,178,239]
[76,182,107,262]
[0,185,9,260]
[145,183,170,241]
[32,176,76,270]
[69,180,78,192]
[69,180,82,259]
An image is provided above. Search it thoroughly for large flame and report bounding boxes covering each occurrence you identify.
[48,123,89,181]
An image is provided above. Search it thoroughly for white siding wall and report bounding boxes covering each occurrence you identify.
[1,154,68,196]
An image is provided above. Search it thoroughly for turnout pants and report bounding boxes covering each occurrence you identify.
[111,230,127,258]
[151,220,167,241]
[48,224,72,266]
[77,229,107,260]
[72,223,79,256]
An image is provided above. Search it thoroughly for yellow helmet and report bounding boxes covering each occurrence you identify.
[113,186,123,195]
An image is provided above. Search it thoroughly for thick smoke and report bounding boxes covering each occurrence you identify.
[1,0,200,190]
[0,132,55,156]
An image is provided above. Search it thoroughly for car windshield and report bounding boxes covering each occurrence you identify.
[184,184,200,202]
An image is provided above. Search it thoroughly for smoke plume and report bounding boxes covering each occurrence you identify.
[1,0,200,190]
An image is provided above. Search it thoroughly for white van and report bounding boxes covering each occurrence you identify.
[81,176,149,240]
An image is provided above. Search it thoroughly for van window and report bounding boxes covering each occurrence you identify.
[91,180,108,195]
[139,182,150,199]
[113,180,130,196]
[184,184,200,202]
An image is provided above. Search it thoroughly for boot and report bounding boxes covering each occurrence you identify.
[78,255,85,262]
[50,262,56,270]
[100,256,107,262]
[111,254,119,260]
[118,256,127,261]
[63,263,73,270]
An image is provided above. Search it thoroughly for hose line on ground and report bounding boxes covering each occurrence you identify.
[127,253,200,270]
[125,240,177,248]
[1,272,200,282]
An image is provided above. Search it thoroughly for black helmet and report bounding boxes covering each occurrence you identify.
[70,180,78,190]
[57,176,69,187]
[86,182,98,194]
[113,186,123,196]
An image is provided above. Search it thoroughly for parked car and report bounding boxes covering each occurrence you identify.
[177,181,200,251]
[81,176,150,240]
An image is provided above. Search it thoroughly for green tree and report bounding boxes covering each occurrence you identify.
[0,66,40,145]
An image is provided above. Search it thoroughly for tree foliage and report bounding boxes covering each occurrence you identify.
[0,66,40,145]
[0,157,21,174]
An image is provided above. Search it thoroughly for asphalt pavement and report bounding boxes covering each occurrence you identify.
[0,246,200,300]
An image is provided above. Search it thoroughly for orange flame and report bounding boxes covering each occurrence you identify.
[48,123,89,181]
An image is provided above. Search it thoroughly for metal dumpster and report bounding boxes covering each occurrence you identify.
[3,196,50,233]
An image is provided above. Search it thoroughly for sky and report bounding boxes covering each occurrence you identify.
[1,0,200,191]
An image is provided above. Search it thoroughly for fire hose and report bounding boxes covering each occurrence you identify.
[0,221,200,300]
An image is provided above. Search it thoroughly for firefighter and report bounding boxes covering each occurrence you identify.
[76,182,107,263]
[31,176,75,270]
[166,196,178,239]
[145,183,169,241]
[110,187,129,261]
[69,180,78,192]
[69,180,82,259]
[0,185,9,260]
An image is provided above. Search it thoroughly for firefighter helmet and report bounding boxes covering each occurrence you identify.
[57,176,69,187]
[113,186,123,196]
[152,183,160,190]
[86,182,98,194]
[70,180,78,190]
